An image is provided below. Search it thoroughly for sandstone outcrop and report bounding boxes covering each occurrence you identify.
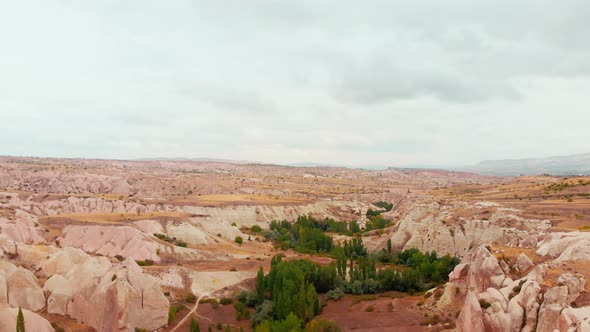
[58,225,163,261]
[456,246,546,332]
[537,232,590,261]
[457,291,485,332]
[515,253,534,272]
[0,306,54,332]
[44,255,169,332]
[537,273,586,332]
[0,260,45,311]
[372,202,548,258]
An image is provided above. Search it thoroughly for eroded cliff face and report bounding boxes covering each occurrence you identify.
[451,244,590,332]
[1,159,588,332]
[368,200,550,259]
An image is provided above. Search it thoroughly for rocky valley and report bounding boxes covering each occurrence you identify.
[1,156,590,332]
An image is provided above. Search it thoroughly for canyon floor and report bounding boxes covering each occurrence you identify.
[1,156,589,332]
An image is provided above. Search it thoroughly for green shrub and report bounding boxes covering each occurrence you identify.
[234,301,250,321]
[326,288,344,301]
[168,305,178,324]
[185,293,197,303]
[190,317,200,332]
[250,225,262,233]
[136,259,154,266]
[305,319,341,332]
[235,236,243,246]
[220,298,233,305]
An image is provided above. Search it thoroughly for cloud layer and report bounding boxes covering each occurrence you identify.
[1,1,589,166]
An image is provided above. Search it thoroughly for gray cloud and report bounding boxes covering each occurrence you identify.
[0,1,589,166]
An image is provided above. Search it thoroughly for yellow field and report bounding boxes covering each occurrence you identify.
[40,211,191,224]
[166,194,311,206]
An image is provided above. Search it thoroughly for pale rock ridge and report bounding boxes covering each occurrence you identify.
[537,232,590,261]
[0,210,45,244]
[374,202,548,258]
[457,291,485,332]
[515,253,534,272]
[44,254,169,332]
[0,306,54,332]
[456,245,546,332]
[58,225,164,261]
[0,260,45,311]
[537,273,586,332]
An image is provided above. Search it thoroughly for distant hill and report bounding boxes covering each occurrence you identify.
[285,162,389,170]
[459,153,590,176]
[137,157,254,164]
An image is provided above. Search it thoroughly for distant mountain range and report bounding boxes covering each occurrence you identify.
[458,152,590,176]
[137,152,590,177]
[285,162,390,170]
[137,157,254,164]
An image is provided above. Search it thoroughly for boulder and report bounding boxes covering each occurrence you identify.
[48,258,169,332]
[0,306,54,332]
[466,246,506,292]
[537,286,570,332]
[457,291,485,332]
[537,232,590,261]
[559,306,590,331]
[557,273,586,303]
[515,253,534,272]
[0,261,45,311]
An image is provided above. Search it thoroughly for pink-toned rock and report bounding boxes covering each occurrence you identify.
[537,232,590,261]
[457,291,485,332]
[44,250,112,315]
[0,306,54,332]
[0,216,45,244]
[559,306,590,331]
[466,246,505,292]
[0,261,45,311]
[515,253,534,272]
[133,219,164,234]
[52,259,169,332]
[449,263,469,281]
[58,225,162,261]
[537,286,570,332]
[0,234,17,258]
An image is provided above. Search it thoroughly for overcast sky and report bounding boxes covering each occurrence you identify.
[1,1,589,167]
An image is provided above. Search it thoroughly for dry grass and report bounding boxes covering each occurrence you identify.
[40,211,191,224]
[167,194,311,207]
[542,260,590,292]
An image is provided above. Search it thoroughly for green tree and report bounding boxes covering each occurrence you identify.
[16,307,25,332]
[256,266,265,304]
[387,238,392,255]
[190,317,200,332]
[235,236,244,246]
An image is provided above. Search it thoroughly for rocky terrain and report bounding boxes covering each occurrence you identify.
[0,156,589,331]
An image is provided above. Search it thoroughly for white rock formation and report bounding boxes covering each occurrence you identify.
[0,306,54,332]
[43,252,169,332]
[0,261,45,311]
[58,225,163,261]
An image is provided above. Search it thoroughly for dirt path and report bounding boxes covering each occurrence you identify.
[169,279,246,332]
[169,291,211,332]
